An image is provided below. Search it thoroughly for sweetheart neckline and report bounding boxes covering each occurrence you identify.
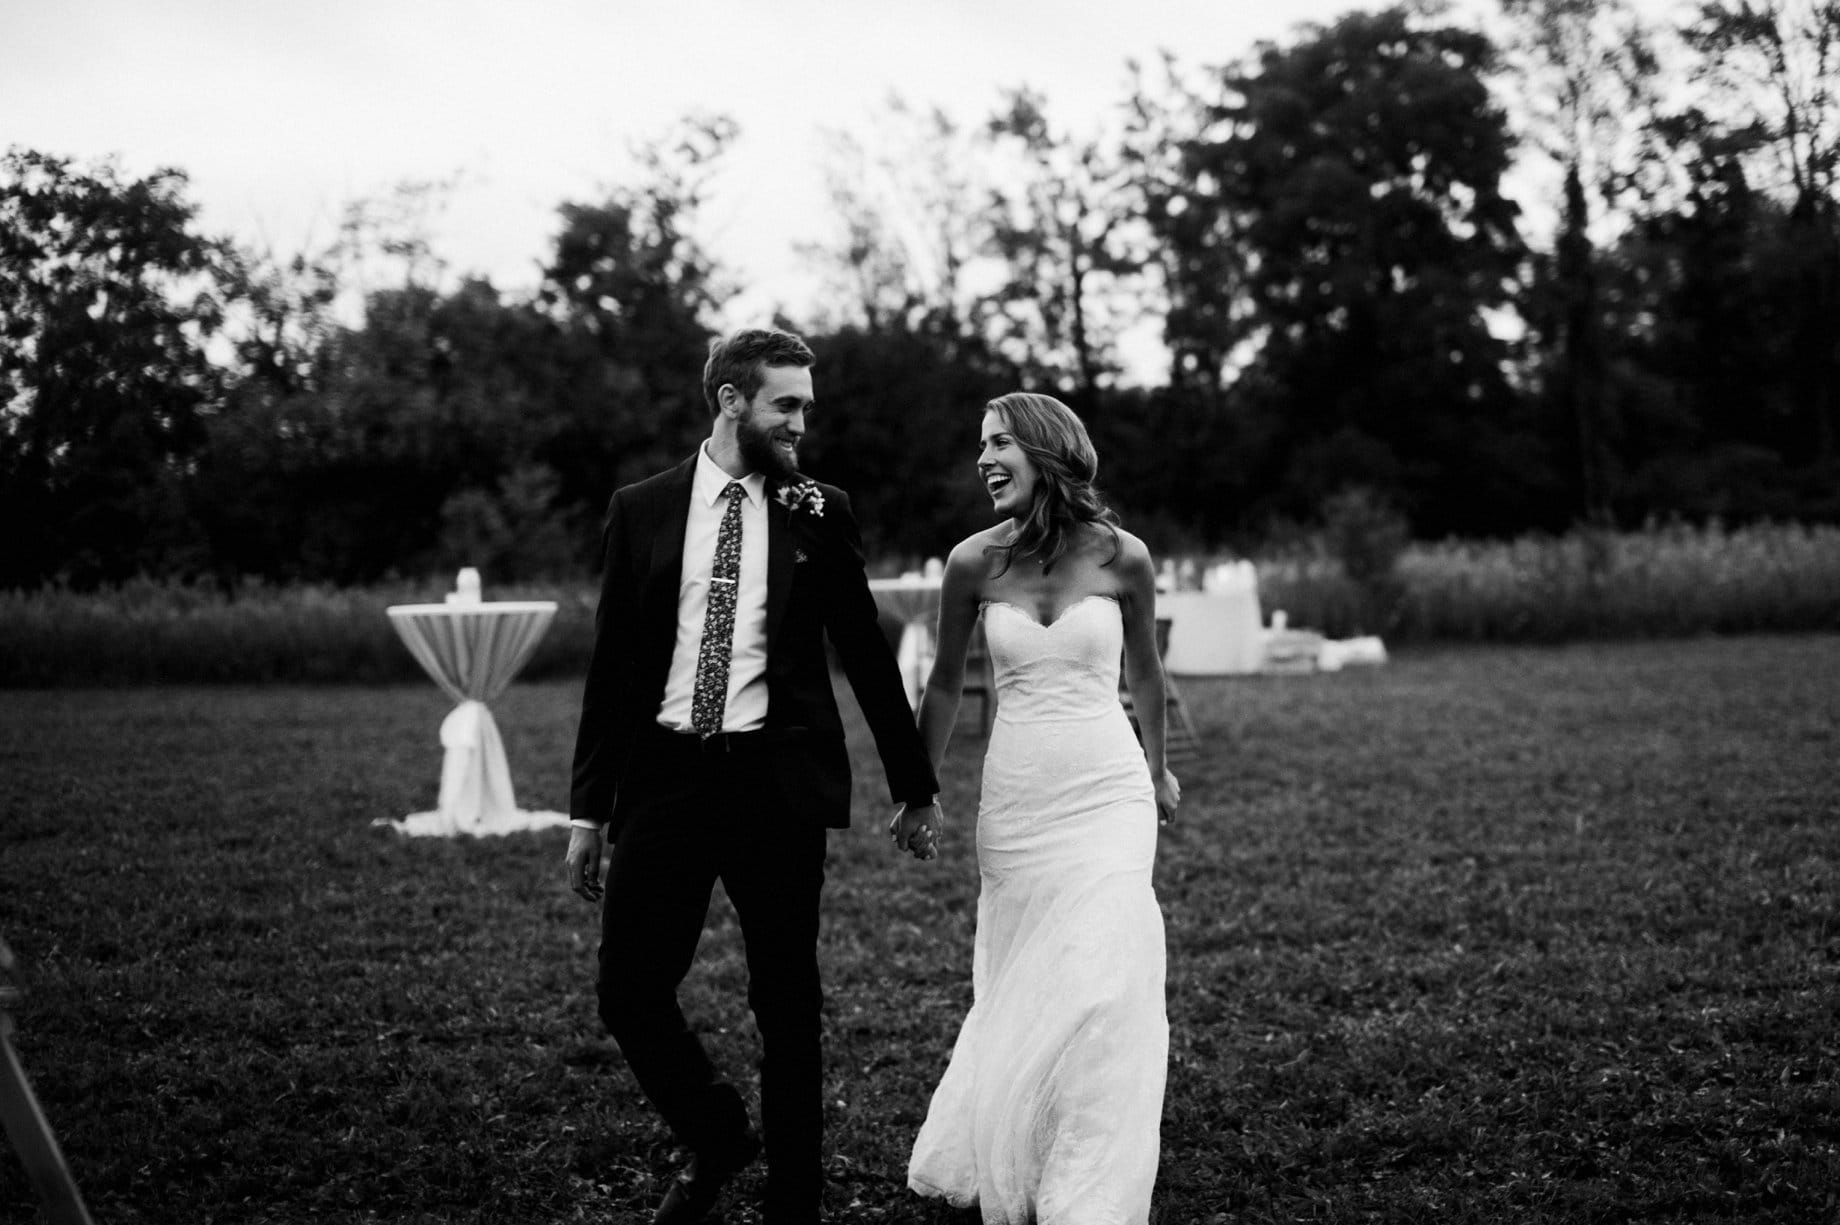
[981,593,1120,630]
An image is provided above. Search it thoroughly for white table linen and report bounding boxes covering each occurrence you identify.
[1160,562,1266,675]
[377,601,567,837]
[870,576,943,708]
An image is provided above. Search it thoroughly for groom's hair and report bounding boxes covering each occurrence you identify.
[704,328,815,413]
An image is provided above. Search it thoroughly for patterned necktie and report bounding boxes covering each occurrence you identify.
[690,482,746,736]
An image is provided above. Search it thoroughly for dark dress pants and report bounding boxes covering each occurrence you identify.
[597,730,827,1219]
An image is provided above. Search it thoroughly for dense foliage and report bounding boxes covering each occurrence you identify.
[0,150,232,587]
[3,2,1836,590]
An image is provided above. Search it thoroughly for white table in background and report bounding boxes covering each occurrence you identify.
[1159,562,1266,675]
[869,576,943,708]
[872,566,1274,689]
[378,600,567,837]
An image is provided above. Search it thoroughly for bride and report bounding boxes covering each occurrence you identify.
[893,391,1179,1223]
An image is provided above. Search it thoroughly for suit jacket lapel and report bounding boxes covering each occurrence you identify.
[649,455,697,623]
[765,486,794,649]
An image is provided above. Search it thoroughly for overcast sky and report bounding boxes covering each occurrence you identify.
[3,0,1416,331]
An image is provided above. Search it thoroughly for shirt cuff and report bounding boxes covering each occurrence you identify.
[569,818,605,831]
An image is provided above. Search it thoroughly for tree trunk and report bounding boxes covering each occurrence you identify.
[1066,223,1097,397]
[1787,194,1839,464]
[1557,163,1612,525]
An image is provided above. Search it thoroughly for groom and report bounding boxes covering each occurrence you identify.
[565,327,943,1225]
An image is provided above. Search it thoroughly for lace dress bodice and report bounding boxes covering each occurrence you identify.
[981,595,1125,724]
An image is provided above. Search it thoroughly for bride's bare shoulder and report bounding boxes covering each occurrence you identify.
[1111,527,1153,563]
[941,529,1003,591]
[1100,527,1155,582]
[1072,522,1145,561]
[946,526,1006,566]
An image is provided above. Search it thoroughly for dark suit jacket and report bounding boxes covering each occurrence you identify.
[569,454,939,839]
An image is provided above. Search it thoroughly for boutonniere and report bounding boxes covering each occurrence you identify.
[774,479,826,517]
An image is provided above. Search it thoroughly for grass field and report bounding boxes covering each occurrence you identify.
[2,636,1837,1223]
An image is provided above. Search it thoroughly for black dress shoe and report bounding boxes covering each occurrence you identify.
[653,1133,762,1225]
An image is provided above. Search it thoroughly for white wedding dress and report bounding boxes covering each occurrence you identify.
[909,595,1168,1224]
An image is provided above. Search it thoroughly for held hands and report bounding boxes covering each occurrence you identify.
[1155,770,1182,826]
[566,825,606,903]
[888,800,945,861]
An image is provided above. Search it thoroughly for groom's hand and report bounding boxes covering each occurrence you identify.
[566,825,605,903]
[888,801,944,861]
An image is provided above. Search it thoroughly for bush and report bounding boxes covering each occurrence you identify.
[1322,486,1409,588]
[433,464,583,582]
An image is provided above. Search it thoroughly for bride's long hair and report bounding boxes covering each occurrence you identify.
[983,392,1121,576]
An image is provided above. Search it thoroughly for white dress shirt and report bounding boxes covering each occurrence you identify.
[656,444,771,733]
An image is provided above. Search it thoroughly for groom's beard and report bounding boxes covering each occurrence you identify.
[738,408,801,481]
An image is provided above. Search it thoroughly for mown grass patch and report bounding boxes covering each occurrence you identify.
[1,636,1836,1222]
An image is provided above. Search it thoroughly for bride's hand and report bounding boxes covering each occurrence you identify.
[888,801,944,860]
[1155,770,1181,826]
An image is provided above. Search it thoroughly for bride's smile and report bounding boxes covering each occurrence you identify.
[978,410,1039,518]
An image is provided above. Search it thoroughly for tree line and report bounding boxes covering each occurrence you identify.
[3,0,1835,591]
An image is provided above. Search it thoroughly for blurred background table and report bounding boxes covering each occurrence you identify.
[869,573,942,708]
[1160,561,1266,675]
[379,591,566,837]
[870,559,1273,694]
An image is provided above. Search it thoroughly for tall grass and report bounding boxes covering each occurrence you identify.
[1255,520,1840,643]
[0,577,597,687]
[2,523,1836,686]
